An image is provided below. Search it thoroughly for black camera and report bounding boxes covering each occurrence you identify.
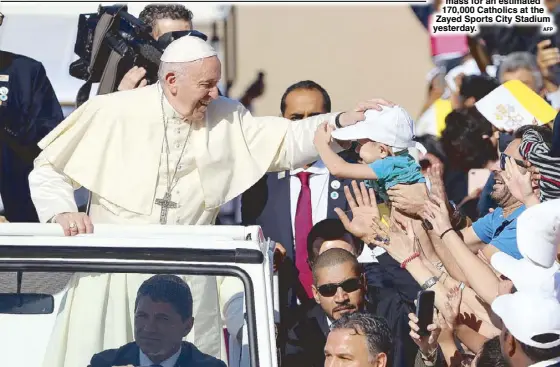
[69,4,207,105]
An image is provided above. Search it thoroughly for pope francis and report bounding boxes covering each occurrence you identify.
[28,35,392,367]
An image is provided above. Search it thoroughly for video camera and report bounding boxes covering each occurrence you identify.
[70,4,207,106]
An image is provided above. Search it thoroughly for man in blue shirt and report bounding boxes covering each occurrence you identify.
[460,130,532,259]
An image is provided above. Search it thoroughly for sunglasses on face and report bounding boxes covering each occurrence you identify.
[316,277,362,297]
[500,153,528,171]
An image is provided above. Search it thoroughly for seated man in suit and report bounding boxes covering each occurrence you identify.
[306,218,420,367]
[88,275,225,367]
[283,248,370,367]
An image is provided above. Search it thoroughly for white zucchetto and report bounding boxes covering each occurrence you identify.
[160,35,217,63]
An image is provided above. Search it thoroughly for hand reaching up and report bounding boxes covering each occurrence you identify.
[443,286,462,330]
[426,163,447,203]
[313,122,333,146]
[370,217,418,264]
[420,195,453,238]
[501,156,537,204]
[335,181,381,241]
[409,311,441,358]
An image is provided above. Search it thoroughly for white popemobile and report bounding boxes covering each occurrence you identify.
[0,224,278,367]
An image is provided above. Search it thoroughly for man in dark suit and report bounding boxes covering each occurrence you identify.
[283,248,371,367]
[88,275,225,367]
[241,80,357,303]
[241,80,359,356]
[0,12,64,222]
[305,217,420,367]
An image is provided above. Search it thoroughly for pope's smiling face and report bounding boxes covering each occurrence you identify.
[165,56,221,121]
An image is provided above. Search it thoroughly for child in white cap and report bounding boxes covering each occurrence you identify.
[314,105,426,204]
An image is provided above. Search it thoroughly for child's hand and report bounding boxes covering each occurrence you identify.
[314,122,333,146]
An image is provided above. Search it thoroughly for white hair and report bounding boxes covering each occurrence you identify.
[498,52,543,92]
[158,59,202,83]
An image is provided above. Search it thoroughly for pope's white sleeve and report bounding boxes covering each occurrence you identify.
[252,112,344,172]
[29,157,80,223]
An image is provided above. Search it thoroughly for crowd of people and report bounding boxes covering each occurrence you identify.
[1,2,560,367]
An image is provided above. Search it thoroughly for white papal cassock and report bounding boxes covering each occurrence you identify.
[28,82,341,367]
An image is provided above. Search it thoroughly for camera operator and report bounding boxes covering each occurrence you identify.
[117,3,193,91]
[0,11,64,222]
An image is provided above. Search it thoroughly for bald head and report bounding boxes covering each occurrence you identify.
[312,248,361,285]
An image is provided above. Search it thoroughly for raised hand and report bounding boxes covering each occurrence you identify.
[502,156,537,204]
[387,183,429,217]
[443,286,462,330]
[409,310,441,357]
[420,195,452,238]
[426,163,447,203]
[313,122,333,146]
[371,218,417,264]
[335,181,380,240]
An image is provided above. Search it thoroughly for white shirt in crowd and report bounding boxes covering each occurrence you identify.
[289,160,330,236]
[139,346,181,367]
[288,160,383,263]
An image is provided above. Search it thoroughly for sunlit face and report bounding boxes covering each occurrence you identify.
[355,140,390,164]
[502,69,538,92]
[134,296,192,364]
[164,56,221,121]
[312,261,366,320]
[491,138,524,205]
[152,18,192,40]
[325,328,386,367]
[283,88,326,120]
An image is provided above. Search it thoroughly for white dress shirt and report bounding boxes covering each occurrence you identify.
[139,345,182,367]
[289,160,330,240]
[289,160,384,263]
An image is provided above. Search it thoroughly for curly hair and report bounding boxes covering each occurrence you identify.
[440,107,498,171]
[139,4,194,29]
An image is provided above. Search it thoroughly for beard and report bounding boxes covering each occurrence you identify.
[491,173,513,205]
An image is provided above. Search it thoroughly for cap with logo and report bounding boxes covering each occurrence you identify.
[492,291,560,349]
[330,106,427,155]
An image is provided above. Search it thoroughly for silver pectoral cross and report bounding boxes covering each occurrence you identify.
[155,191,178,224]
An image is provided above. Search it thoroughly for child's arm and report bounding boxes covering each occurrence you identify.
[314,123,378,180]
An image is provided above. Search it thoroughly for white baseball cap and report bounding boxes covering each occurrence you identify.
[492,291,560,349]
[331,106,427,154]
[516,199,560,268]
[491,252,560,300]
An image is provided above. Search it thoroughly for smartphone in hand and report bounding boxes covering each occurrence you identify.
[416,290,436,336]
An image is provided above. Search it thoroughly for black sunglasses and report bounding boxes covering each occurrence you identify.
[500,153,527,171]
[317,277,362,297]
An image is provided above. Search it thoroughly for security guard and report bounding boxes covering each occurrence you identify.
[0,12,64,222]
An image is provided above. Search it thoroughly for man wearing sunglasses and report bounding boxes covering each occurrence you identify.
[283,248,370,367]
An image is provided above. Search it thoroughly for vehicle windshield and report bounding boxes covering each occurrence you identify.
[0,270,252,367]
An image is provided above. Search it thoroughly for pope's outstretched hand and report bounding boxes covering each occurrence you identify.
[337,98,395,127]
[54,212,94,236]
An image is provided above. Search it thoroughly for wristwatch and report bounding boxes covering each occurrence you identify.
[335,113,344,128]
[421,276,438,290]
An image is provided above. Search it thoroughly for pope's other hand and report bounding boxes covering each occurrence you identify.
[338,98,396,127]
[54,212,94,236]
